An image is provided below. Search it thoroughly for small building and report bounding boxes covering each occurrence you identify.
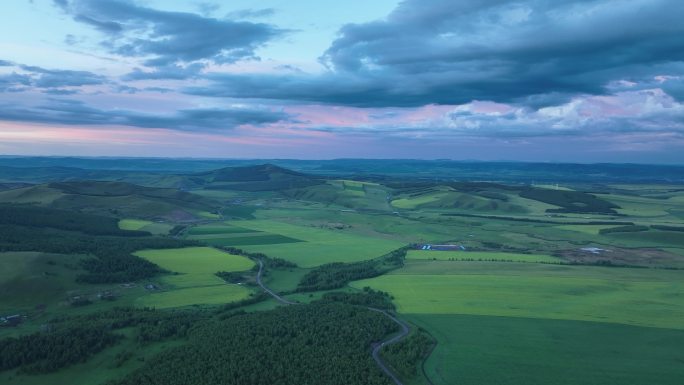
[1,314,23,327]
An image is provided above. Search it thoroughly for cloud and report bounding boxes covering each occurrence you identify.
[56,0,285,66]
[226,8,275,20]
[19,65,106,88]
[0,98,290,131]
[276,87,684,141]
[190,0,684,108]
[122,63,205,80]
[0,60,14,67]
[0,73,32,92]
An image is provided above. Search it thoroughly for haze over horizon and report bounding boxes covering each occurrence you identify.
[1,0,684,163]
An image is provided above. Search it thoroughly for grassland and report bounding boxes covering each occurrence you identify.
[406,250,560,263]
[0,252,83,312]
[134,247,254,308]
[353,259,684,384]
[220,219,405,267]
[353,261,684,329]
[118,219,153,231]
[411,313,684,385]
[555,224,615,235]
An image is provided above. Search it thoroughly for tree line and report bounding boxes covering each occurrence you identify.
[297,248,407,292]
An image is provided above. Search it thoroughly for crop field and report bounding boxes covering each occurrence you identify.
[135,247,254,288]
[134,247,254,308]
[410,313,684,385]
[353,259,684,384]
[223,219,405,267]
[187,224,259,235]
[135,285,251,309]
[406,250,560,263]
[353,260,684,329]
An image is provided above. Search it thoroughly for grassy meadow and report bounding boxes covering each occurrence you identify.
[134,247,254,308]
[352,258,684,384]
[187,219,404,267]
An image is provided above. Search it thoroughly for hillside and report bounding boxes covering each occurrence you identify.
[0,181,218,221]
[191,164,325,191]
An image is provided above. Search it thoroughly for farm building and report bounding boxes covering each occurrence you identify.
[418,244,466,251]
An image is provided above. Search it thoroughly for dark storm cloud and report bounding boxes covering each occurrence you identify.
[56,0,285,66]
[190,0,684,107]
[0,98,290,131]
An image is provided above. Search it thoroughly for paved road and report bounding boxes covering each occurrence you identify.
[255,259,298,305]
[254,258,410,385]
[368,308,411,385]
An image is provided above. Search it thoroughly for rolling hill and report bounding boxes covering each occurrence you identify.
[0,181,218,221]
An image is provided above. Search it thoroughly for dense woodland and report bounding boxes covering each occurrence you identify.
[0,204,148,236]
[0,307,206,374]
[316,288,395,310]
[112,303,397,385]
[0,204,196,283]
[381,330,434,380]
[519,188,620,214]
[219,246,297,268]
[297,248,407,292]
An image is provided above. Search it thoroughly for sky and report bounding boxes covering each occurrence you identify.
[1,0,683,163]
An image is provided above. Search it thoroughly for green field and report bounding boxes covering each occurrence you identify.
[135,285,251,309]
[134,247,254,308]
[411,313,684,385]
[407,250,560,263]
[187,224,259,235]
[223,220,404,267]
[0,252,83,312]
[353,261,684,329]
[118,219,153,231]
[353,259,684,384]
[555,224,615,235]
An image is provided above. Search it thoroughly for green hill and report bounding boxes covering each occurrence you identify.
[193,164,325,192]
[0,181,218,221]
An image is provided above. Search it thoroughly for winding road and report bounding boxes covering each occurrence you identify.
[254,259,298,305]
[368,308,412,385]
[254,258,411,385]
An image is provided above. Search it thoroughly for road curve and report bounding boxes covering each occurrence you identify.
[255,259,298,305]
[368,308,411,385]
[254,258,410,385]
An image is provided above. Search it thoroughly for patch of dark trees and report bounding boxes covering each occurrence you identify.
[0,307,205,375]
[381,329,434,381]
[316,287,395,310]
[519,188,620,214]
[0,204,148,236]
[297,248,407,292]
[218,246,297,269]
[0,201,202,283]
[651,225,684,232]
[215,271,245,283]
[0,223,196,283]
[111,303,397,385]
[441,212,633,226]
[599,225,649,235]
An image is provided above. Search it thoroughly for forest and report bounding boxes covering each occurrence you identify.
[112,303,397,385]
